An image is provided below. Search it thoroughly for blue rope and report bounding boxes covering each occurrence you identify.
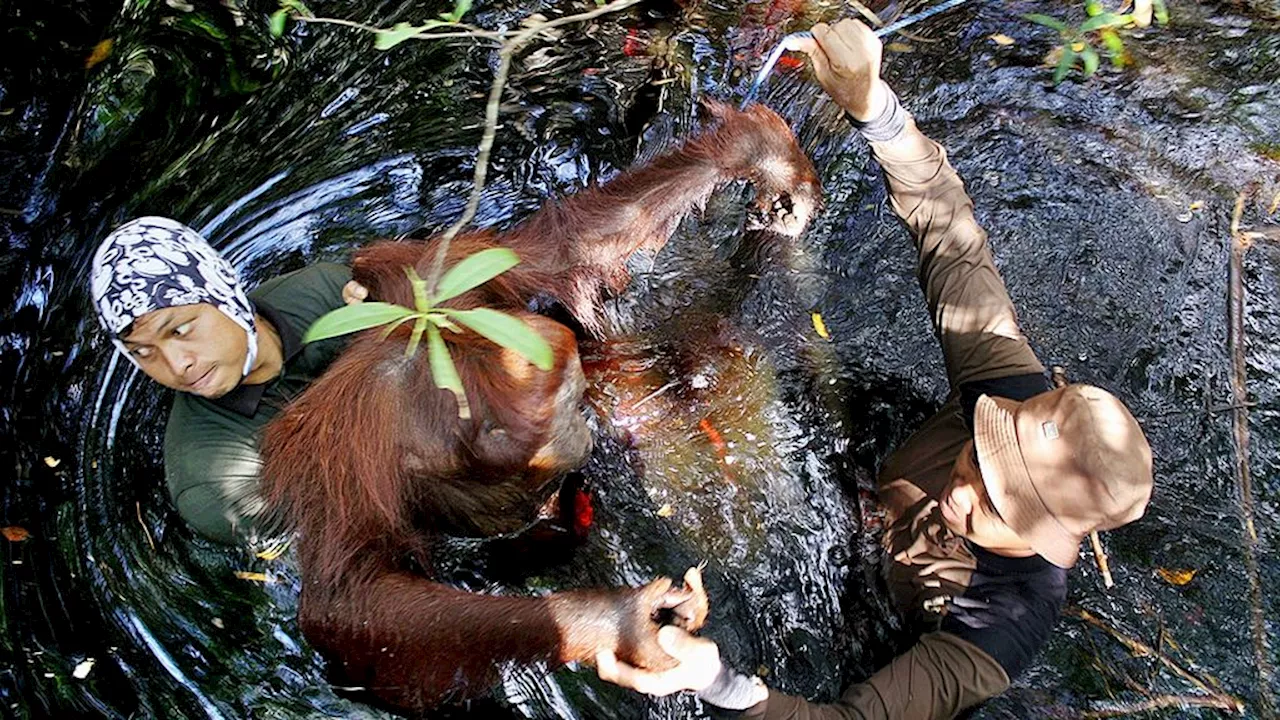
[739,0,972,109]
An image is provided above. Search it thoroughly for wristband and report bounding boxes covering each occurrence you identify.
[695,664,770,710]
[854,86,908,143]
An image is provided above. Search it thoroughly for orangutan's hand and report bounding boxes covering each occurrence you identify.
[342,280,369,305]
[613,567,710,671]
[788,19,889,122]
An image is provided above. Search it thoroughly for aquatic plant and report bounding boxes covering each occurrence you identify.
[1025,0,1169,83]
[303,249,553,418]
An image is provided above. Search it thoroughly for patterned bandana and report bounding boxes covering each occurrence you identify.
[91,216,258,377]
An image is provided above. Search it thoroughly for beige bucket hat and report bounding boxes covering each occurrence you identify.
[973,384,1154,568]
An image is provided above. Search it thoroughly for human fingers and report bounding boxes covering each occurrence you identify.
[342,280,369,305]
[595,650,684,696]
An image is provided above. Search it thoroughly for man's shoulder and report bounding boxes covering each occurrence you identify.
[164,393,267,464]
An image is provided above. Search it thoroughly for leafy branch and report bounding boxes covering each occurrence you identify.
[270,0,642,296]
[304,249,554,418]
[1025,0,1168,84]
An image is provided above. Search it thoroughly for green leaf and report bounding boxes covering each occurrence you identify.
[1054,45,1077,84]
[1080,12,1128,32]
[1152,0,1169,24]
[1084,0,1103,16]
[406,315,427,357]
[427,313,463,333]
[282,0,312,16]
[440,0,472,22]
[374,22,426,50]
[427,324,471,418]
[1081,45,1100,77]
[1024,13,1069,32]
[433,248,521,303]
[405,265,432,312]
[445,308,554,371]
[304,302,416,343]
[379,313,421,340]
[269,8,288,37]
[1100,29,1127,66]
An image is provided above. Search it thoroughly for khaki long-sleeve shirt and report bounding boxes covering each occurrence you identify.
[709,98,1066,720]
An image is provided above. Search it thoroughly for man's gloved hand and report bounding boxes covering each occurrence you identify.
[596,625,724,696]
[788,19,889,122]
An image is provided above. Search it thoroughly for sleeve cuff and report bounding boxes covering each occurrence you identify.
[854,85,909,143]
[695,664,770,711]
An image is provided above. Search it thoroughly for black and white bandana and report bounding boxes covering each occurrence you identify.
[91,216,258,377]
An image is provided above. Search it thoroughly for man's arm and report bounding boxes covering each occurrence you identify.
[797,21,1043,390]
[597,627,1008,720]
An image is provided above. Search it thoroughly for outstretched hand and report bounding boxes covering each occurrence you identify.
[613,566,711,671]
[788,19,889,122]
[597,625,724,696]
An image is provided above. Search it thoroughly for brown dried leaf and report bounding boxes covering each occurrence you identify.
[989,33,1016,46]
[656,504,675,518]
[86,39,114,69]
[1156,567,1197,586]
[2,526,30,542]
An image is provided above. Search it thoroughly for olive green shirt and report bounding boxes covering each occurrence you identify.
[163,262,351,543]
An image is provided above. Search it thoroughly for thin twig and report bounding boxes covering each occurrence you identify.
[136,501,155,551]
[425,0,645,295]
[1051,366,1114,588]
[1227,185,1276,718]
[1069,606,1244,712]
[1083,693,1246,718]
[296,16,501,42]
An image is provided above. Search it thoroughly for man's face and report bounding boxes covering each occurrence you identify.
[938,440,1036,555]
[120,303,248,398]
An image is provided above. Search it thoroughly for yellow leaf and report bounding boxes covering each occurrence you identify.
[86,39,114,69]
[2,526,30,542]
[255,539,290,561]
[43,457,61,468]
[989,33,1016,46]
[1188,201,1203,211]
[656,504,675,518]
[886,42,913,53]
[233,571,273,583]
[1071,42,1086,52]
[811,312,831,340]
[1156,567,1197,586]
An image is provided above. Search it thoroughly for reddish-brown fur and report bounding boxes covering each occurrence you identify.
[259,102,821,711]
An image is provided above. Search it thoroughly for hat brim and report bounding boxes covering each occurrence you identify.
[973,394,1082,568]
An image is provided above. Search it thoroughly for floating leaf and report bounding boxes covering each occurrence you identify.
[446,308,554,371]
[3,527,30,542]
[282,0,312,16]
[1156,567,1197,586]
[656,504,675,518]
[433,248,521,304]
[1024,13,1069,32]
[269,8,288,37]
[1188,200,1204,211]
[72,659,95,680]
[989,33,1016,46]
[255,539,290,561]
[374,22,427,50]
[233,571,273,583]
[1084,0,1104,16]
[85,39,114,69]
[811,312,830,339]
[1081,45,1100,77]
[1132,0,1153,27]
[427,324,471,418]
[304,302,416,343]
[43,457,61,468]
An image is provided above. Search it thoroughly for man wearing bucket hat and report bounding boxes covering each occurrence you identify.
[597,18,1154,719]
[91,216,367,543]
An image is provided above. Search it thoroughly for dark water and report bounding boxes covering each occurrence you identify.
[2,0,1279,717]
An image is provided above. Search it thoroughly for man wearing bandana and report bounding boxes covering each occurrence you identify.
[91,216,367,543]
[596,19,1156,720]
